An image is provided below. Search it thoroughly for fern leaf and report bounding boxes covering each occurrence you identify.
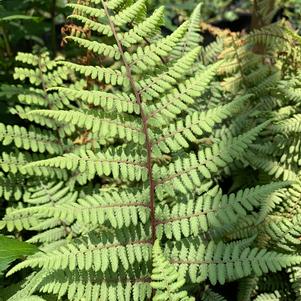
[137,46,201,102]
[156,182,289,240]
[166,240,301,285]
[65,36,120,59]
[7,235,152,276]
[10,189,150,230]
[148,63,219,124]
[26,110,146,145]
[154,96,247,153]
[51,87,139,114]
[172,3,203,57]
[22,148,148,182]
[117,6,165,47]
[60,62,127,86]
[155,123,268,197]
[126,21,189,72]
[66,3,105,18]
[0,123,63,154]
[253,291,282,301]
[151,240,195,301]
[67,14,112,36]
[246,152,298,181]
[110,0,147,27]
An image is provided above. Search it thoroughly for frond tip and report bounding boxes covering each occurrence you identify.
[151,240,195,301]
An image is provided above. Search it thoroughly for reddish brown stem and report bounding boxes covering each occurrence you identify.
[102,1,157,244]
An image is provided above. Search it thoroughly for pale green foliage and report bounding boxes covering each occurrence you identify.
[1,0,301,300]
[0,123,64,154]
[217,15,301,301]
[165,239,301,285]
[17,297,46,301]
[151,240,194,301]
[254,291,282,301]
[290,267,301,300]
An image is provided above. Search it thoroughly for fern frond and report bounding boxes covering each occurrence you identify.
[1,181,77,232]
[272,114,301,133]
[15,52,57,69]
[201,37,224,65]
[290,266,301,301]
[148,63,219,124]
[172,3,203,57]
[67,14,112,36]
[6,270,57,301]
[25,181,74,205]
[5,1,299,300]
[166,240,301,285]
[247,23,294,52]
[8,188,150,230]
[117,6,164,47]
[0,152,33,174]
[69,5,164,47]
[265,214,301,252]
[126,21,189,72]
[153,96,246,153]
[65,36,120,59]
[0,172,25,201]
[110,0,147,27]
[237,276,258,301]
[156,182,288,241]
[0,123,63,154]
[253,291,282,301]
[50,87,139,114]
[137,46,201,101]
[246,152,298,181]
[151,240,195,301]
[35,268,152,301]
[66,3,105,18]
[26,110,145,145]
[155,123,268,197]
[10,106,76,137]
[7,233,152,276]
[14,66,68,87]
[60,61,127,86]
[23,148,148,182]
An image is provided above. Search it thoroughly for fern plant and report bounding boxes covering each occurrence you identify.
[212,4,301,298]
[1,1,301,300]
